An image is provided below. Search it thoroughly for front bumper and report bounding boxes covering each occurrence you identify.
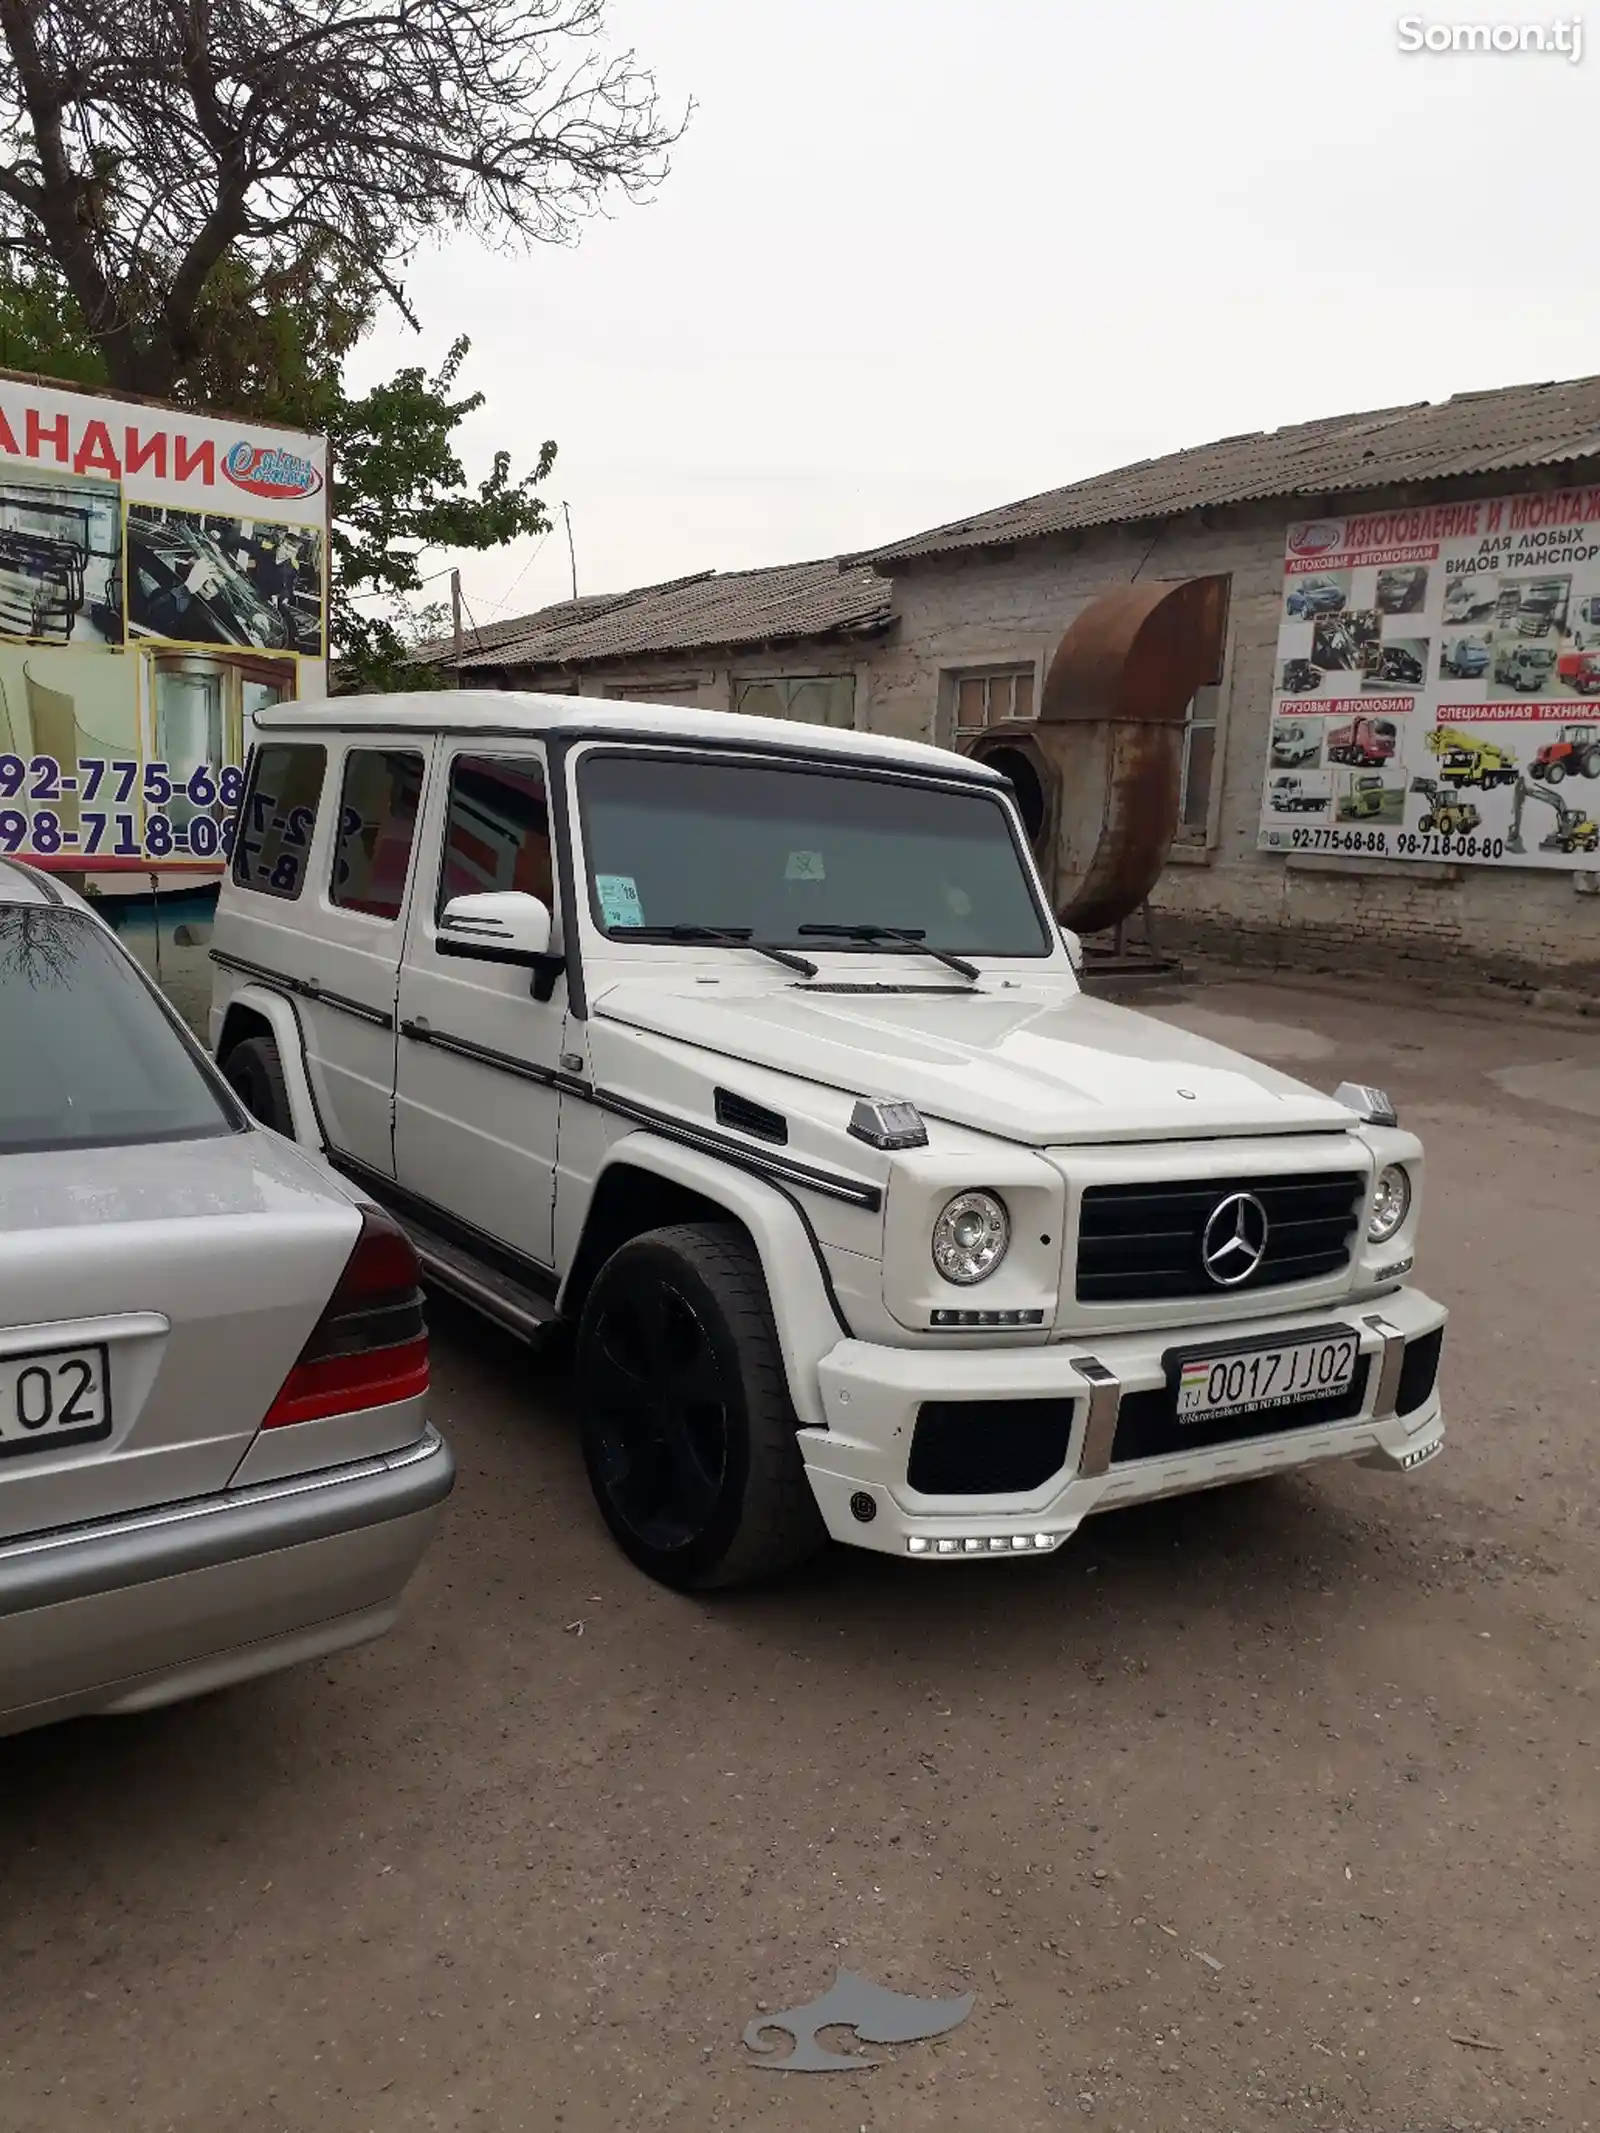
[0,1425,454,1735]
[798,1287,1446,1558]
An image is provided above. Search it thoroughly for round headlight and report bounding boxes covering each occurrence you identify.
[932,1190,1010,1285]
[1368,1164,1411,1243]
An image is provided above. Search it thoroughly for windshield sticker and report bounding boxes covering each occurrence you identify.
[785,850,826,881]
[596,873,644,928]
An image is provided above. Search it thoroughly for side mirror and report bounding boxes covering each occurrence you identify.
[1058,923,1084,973]
[438,891,555,971]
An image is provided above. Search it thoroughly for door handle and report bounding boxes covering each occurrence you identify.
[401,1015,430,1038]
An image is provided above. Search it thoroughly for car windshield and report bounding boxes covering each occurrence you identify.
[578,752,1052,957]
[0,903,237,1153]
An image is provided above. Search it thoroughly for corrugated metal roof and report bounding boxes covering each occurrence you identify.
[859,373,1600,564]
[452,559,892,671]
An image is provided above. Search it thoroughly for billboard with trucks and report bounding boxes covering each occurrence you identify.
[1261,486,1600,870]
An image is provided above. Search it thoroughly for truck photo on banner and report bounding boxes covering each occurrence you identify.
[0,373,328,876]
[1260,489,1600,868]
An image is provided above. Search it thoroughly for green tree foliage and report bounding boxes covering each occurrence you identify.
[329,340,555,692]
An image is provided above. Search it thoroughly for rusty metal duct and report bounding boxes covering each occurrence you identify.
[962,575,1230,936]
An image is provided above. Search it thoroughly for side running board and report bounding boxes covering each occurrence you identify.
[403,1217,559,1341]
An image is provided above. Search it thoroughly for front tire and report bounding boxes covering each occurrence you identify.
[221,1033,294,1134]
[576,1224,826,1590]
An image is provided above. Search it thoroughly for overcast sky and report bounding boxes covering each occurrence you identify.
[354,0,1600,633]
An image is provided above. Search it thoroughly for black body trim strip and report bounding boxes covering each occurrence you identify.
[209,949,394,1031]
[592,1088,882,1210]
[401,1018,560,1088]
[323,1151,562,1302]
[398,1014,879,1210]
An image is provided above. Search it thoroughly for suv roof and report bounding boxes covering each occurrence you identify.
[257,690,1007,785]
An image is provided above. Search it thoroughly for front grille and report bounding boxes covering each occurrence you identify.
[1110,1359,1372,1464]
[907,1398,1076,1495]
[1077,1170,1365,1304]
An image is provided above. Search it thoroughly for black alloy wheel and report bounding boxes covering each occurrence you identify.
[575,1223,826,1590]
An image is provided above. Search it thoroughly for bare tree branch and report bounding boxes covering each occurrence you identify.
[0,0,685,393]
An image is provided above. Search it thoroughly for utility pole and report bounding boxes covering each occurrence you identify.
[450,567,463,688]
[562,501,577,602]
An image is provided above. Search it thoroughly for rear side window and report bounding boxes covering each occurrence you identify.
[437,754,551,918]
[232,743,326,900]
[331,750,424,920]
[0,906,236,1153]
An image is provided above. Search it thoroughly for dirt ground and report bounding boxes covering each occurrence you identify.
[3,974,1598,2133]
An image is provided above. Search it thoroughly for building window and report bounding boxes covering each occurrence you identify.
[601,681,700,701]
[1175,684,1220,841]
[949,667,1034,741]
[735,675,855,727]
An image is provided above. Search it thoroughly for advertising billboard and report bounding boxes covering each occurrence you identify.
[1260,490,1600,869]
[0,373,329,874]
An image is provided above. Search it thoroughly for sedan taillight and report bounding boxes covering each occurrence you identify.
[263,1206,428,1428]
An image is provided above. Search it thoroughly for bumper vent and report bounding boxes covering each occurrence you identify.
[1077,1170,1365,1304]
[1396,1326,1443,1415]
[908,1398,1076,1495]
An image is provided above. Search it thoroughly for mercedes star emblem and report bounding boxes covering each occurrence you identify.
[1201,1191,1270,1286]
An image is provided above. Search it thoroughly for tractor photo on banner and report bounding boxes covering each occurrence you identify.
[1260,488,1600,868]
[0,372,329,879]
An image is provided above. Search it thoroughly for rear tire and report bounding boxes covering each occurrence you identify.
[222,1033,294,1135]
[576,1222,826,1591]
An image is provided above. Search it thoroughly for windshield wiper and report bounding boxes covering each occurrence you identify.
[623,923,818,979]
[798,923,980,983]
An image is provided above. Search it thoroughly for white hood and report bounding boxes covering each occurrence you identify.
[591,977,1356,1144]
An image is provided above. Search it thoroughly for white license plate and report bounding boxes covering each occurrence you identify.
[0,1344,111,1456]
[1175,1331,1358,1423]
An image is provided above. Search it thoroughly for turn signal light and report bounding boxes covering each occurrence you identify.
[263,1206,429,1427]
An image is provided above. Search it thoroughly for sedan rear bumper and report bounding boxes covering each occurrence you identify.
[0,1426,453,1735]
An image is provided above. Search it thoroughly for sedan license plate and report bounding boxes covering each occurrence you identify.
[1176,1331,1358,1424]
[0,1344,111,1457]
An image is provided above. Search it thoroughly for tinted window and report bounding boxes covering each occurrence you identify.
[0,905,235,1153]
[579,754,1050,956]
[438,754,551,918]
[331,750,424,920]
[232,743,325,900]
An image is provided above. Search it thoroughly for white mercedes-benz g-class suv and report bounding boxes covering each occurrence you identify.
[210,695,1446,1589]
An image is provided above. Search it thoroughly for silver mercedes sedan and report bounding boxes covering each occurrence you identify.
[0,860,454,1735]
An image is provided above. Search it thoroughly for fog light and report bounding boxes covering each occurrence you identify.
[908,1535,929,1554]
